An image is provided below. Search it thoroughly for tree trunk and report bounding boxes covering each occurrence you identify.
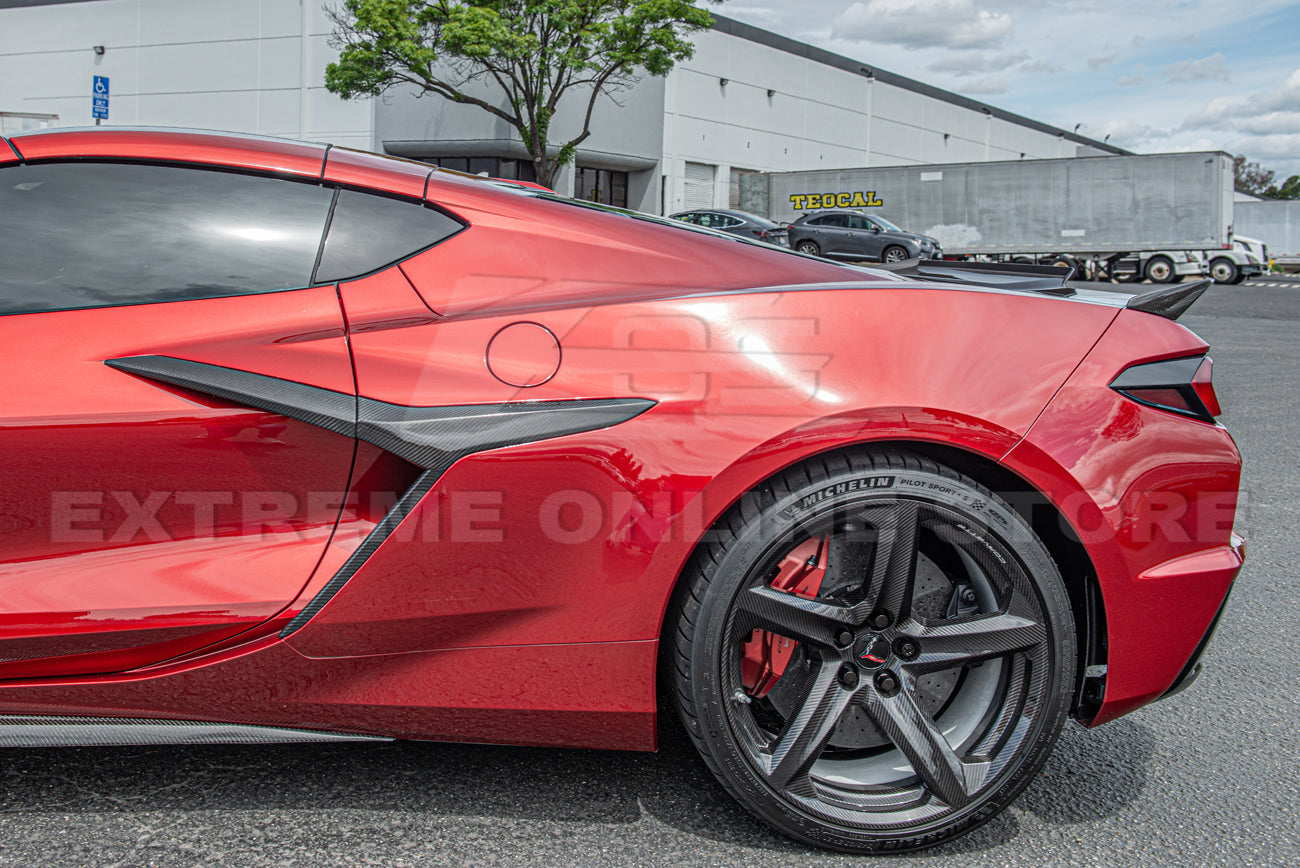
[534,155,556,190]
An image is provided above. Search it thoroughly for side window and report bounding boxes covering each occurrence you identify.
[0,161,334,315]
[846,215,871,230]
[718,216,743,229]
[811,214,848,228]
[314,189,464,284]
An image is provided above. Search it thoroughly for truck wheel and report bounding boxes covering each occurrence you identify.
[1209,258,1240,285]
[797,241,821,257]
[882,245,910,263]
[1145,256,1176,283]
[1049,256,1083,281]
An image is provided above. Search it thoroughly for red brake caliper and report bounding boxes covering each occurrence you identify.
[740,535,830,698]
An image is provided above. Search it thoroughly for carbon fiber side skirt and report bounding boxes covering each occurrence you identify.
[0,715,389,747]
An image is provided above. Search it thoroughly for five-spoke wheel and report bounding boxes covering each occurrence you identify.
[669,450,1075,852]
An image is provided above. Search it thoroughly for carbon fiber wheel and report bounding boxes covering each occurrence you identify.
[668,450,1075,852]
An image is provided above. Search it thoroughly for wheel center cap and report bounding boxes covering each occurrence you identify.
[855,633,891,670]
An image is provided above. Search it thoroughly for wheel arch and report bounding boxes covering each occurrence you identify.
[654,436,1107,725]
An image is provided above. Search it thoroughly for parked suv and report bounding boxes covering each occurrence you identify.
[669,209,789,246]
[787,211,941,262]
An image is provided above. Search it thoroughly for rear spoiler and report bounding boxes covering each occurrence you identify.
[879,259,1212,320]
[874,258,1076,295]
[1125,279,1212,320]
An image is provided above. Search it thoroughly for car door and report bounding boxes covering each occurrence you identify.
[809,214,851,255]
[0,156,358,679]
[848,214,883,259]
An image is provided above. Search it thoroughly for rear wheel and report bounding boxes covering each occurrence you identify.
[1049,256,1084,280]
[797,240,821,257]
[668,450,1075,853]
[1145,256,1176,283]
[1209,258,1240,285]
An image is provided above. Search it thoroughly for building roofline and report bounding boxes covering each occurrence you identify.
[709,14,1131,158]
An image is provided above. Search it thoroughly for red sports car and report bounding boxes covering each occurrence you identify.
[0,129,1242,853]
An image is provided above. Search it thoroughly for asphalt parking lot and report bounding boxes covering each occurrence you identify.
[0,276,1296,868]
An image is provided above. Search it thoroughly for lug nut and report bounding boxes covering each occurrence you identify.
[840,666,860,689]
[835,629,854,647]
[875,670,900,697]
[895,638,920,660]
[870,611,892,630]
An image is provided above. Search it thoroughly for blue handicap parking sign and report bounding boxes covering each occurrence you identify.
[92,76,109,120]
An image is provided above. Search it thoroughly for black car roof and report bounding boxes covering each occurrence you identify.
[672,208,782,227]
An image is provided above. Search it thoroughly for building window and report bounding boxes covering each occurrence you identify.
[427,157,536,183]
[495,159,538,183]
[576,167,629,208]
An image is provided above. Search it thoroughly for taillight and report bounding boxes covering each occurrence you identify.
[1110,355,1221,423]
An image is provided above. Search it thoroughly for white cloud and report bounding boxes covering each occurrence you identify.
[1021,59,1062,75]
[1238,112,1300,135]
[1087,54,1118,70]
[1092,118,1157,146]
[832,0,1013,50]
[1184,67,1300,129]
[961,75,1010,94]
[1225,133,1300,160]
[928,49,1028,75]
[1115,62,1148,87]
[1163,52,1230,83]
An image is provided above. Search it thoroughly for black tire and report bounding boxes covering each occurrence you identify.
[667,449,1075,853]
[1145,256,1177,284]
[882,245,910,263]
[1049,256,1084,281]
[796,240,821,257]
[1209,258,1240,285]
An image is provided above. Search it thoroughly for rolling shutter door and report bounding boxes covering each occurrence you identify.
[683,162,716,210]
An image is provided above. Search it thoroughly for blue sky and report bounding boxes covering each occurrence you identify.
[721,0,1300,179]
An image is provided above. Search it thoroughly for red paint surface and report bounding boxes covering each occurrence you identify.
[325,147,432,198]
[1004,309,1241,724]
[0,130,1242,752]
[0,287,355,677]
[485,321,562,388]
[9,128,326,177]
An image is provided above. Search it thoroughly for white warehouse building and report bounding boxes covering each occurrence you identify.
[0,0,1125,215]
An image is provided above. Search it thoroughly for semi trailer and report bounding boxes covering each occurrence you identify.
[738,151,1236,282]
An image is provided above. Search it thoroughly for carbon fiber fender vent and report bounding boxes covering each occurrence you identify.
[104,355,655,635]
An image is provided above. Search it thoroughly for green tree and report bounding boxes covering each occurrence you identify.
[1264,174,1300,200]
[1233,154,1276,196]
[326,0,718,188]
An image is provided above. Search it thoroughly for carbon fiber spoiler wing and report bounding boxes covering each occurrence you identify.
[874,258,1076,295]
[879,259,1212,320]
[1124,279,1213,320]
